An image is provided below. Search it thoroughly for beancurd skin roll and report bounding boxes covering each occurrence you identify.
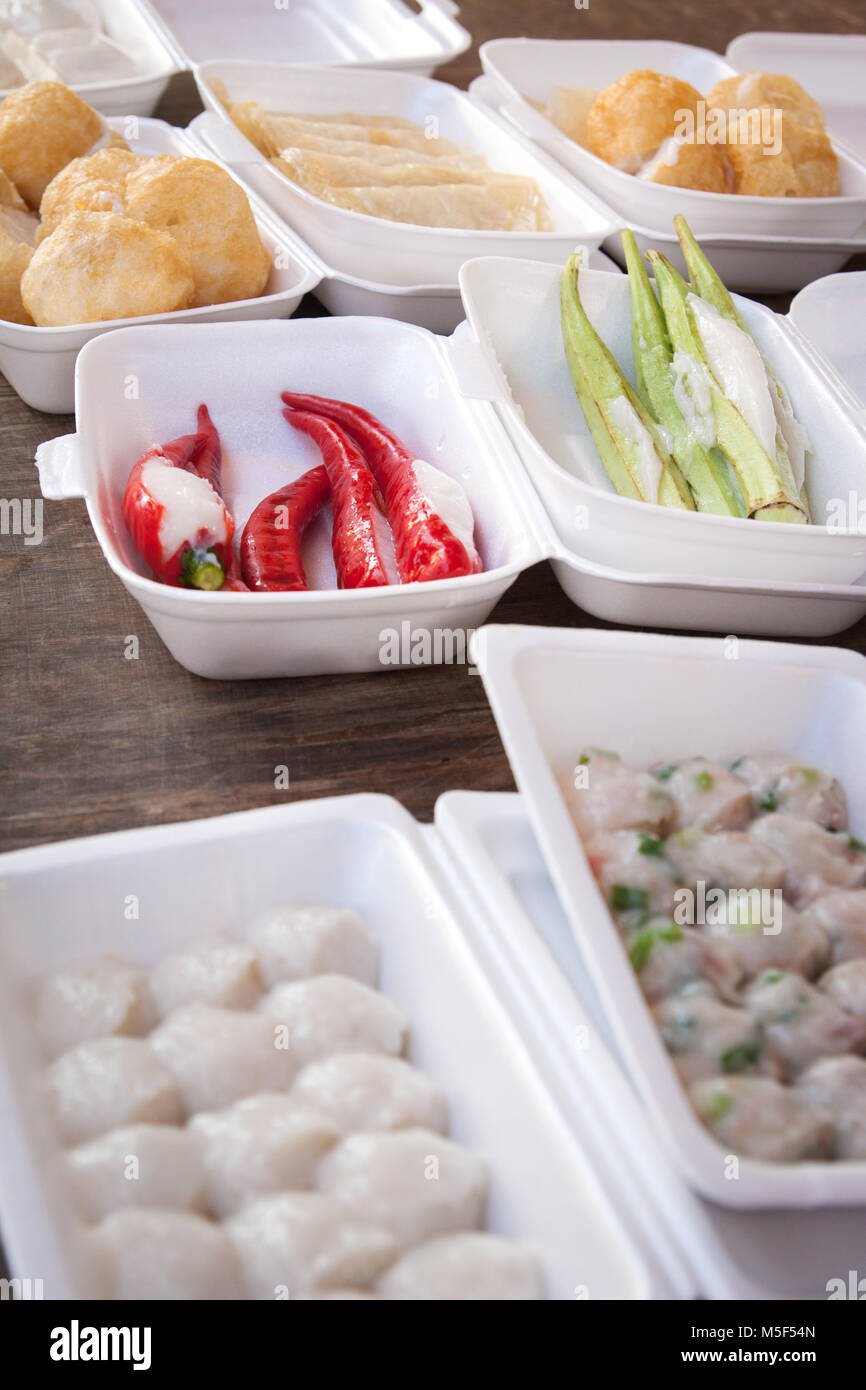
[45,1036,184,1146]
[797,1055,866,1159]
[316,1127,489,1245]
[661,759,752,834]
[377,1233,544,1301]
[276,147,487,193]
[292,1052,448,1136]
[226,1191,399,1298]
[275,136,486,169]
[94,1208,243,1300]
[690,1075,834,1162]
[35,955,156,1059]
[149,1004,296,1114]
[255,975,407,1071]
[66,1123,208,1222]
[248,904,379,988]
[149,935,262,1017]
[190,1093,339,1218]
[318,178,543,231]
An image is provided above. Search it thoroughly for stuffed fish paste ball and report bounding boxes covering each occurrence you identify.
[731,754,846,830]
[377,1232,544,1301]
[248,903,379,988]
[801,890,866,965]
[742,970,866,1078]
[227,1191,399,1298]
[255,975,408,1071]
[94,1208,243,1300]
[797,1055,866,1160]
[66,1123,208,1222]
[747,816,866,905]
[562,748,675,839]
[660,758,752,834]
[35,954,156,1059]
[190,1093,339,1217]
[149,1004,296,1114]
[690,1075,834,1162]
[292,1052,448,1136]
[149,935,261,1017]
[45,1036,184,1145]
[316,1127,488,1245]
[818,958,866,1021]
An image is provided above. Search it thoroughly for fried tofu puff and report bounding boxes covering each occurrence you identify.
[21,211,195,327]
[586,70,729,193]
[0,81,108,208]
[124,157,271,307]
[38,148,146,241]
[0,205,38,323]
[706,73,839,197]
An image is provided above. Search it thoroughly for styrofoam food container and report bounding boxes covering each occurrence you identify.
[0,117,323,414]
[0,792,667,1300]
[35,315,552,680]
[478,39,866,241]
[449,790,866,1295]
[142,0,471,82]
[0,0,472,117]
[727,32,866,164]
[33,308,866,668]
[468,73,866,296]
[188,109,621,336]
[457,255,866,587]
[0,0,178,116]
[790,272,866,410]
[192,61,622,286]
[475,624,866,1208]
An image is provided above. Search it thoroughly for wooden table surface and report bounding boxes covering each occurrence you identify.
[2,0,865,855]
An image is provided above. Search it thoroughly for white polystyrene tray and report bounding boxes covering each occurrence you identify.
[192,62,622,286]
[0,793,662,1300]
[478,39,866,241]
[0,117,322,414]
[468,74,866,295]
[475,624,866,1209]
[445,790,866,1296]
[0,0,472,116]
[790,272,866,409]
[457,256,866,587]
[0,0,178,115]
[142,0,471,80]
[727,32,866,164]
[187,109,621,336]
[34,315,553,680]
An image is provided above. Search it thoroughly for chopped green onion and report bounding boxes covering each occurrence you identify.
[695,770,714,790]
[759,786,780,812]
[707,1090,734,1121]
[720,1039,761,1073]
[611,885,650,913]
[638,833,664,857]
[654,763,678,782]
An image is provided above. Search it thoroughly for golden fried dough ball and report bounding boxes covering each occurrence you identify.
[21,211,195,327]
[0,81,104,208]
[0,211,36,324]
[640,135,730,193]
[124,157,271,307]
[707,72,827,134]
[726,114,838,197]
[0,168,27,212]
[39,148,147,241]
[587,70,705,170]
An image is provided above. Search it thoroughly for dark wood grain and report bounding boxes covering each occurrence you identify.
[2,2,866,856]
